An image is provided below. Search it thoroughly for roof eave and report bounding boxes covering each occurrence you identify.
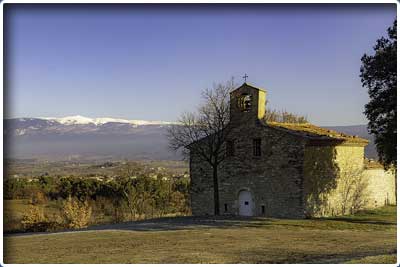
[262,121,370,146]
[306,139,369,147]
[230,82,267,93]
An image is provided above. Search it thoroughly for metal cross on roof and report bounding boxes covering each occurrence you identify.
[243,74,248,83]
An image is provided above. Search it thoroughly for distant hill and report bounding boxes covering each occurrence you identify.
[4,116,377,161]
[4,116,180,161]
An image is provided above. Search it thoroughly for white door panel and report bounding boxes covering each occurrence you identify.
[238,190,254,216]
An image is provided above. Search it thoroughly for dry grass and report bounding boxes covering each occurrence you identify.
[345,254,397,264]
[4,206,396,264]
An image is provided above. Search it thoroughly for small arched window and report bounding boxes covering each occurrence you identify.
[237,93,252,112]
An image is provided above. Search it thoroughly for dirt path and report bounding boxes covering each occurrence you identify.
[5,215,268,237]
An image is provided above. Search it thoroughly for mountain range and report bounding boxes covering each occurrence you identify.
[4,116,377,161]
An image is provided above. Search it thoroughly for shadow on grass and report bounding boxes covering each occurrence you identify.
[324,217,396,226]
[240,247,397,264]
[5,215,278,236]
[87,215,274,231]
[5,206,396,236]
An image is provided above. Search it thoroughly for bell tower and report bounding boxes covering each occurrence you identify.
[229,83,266,125]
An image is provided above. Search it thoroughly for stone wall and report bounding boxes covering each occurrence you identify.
[229,85,266,126]
[190,151,216,215]
[191,135,393,218]
[363,168,396,208]
[302,145,392,217]
[191,123,308,218]
[303,145,339,217]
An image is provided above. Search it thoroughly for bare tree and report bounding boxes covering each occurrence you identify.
[264,108,308,123]
[338,165,369,215]
[116,163,140,220]
[167,79,236,215]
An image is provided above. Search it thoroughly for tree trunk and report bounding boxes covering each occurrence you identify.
[395,180,397,205]
[395,169,397,204]
[213,165,220,215]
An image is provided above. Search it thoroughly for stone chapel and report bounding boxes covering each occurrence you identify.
[189,82,396,218]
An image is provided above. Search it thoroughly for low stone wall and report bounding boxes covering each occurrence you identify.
[303,143,396,217]
[363,168,396,208]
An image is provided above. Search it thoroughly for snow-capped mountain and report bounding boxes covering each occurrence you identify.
[4,116,179,160]
[38,115,174,126]
[4,116,176,137]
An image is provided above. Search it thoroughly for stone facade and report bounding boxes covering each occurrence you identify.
[363,167,396,208]
[303,149,396,217]
[191,124,307,217]
[303,145,366,217]
[189,83,396,218]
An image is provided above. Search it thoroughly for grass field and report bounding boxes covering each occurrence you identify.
[4,206,397,264]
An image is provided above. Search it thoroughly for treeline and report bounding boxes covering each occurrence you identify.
[5,167,190,232]
[264,108,308,124]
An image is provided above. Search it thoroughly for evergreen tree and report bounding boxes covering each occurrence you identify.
[360,20,397,169]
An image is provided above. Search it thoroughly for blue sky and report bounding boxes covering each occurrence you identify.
[5,4,396,126]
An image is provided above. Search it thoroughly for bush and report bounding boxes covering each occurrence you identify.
[339,167,369,215]
[112,204,127,223]
[21,205,45,232]
[23,221,61,233]
[20,204,63,232]
[29,191,47,205]
[61,197,92,229]
[170,191,187,213]
[21,205,44,226]
[4,179,41,200]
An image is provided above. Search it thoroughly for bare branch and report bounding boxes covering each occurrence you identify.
[167,78,237,167]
